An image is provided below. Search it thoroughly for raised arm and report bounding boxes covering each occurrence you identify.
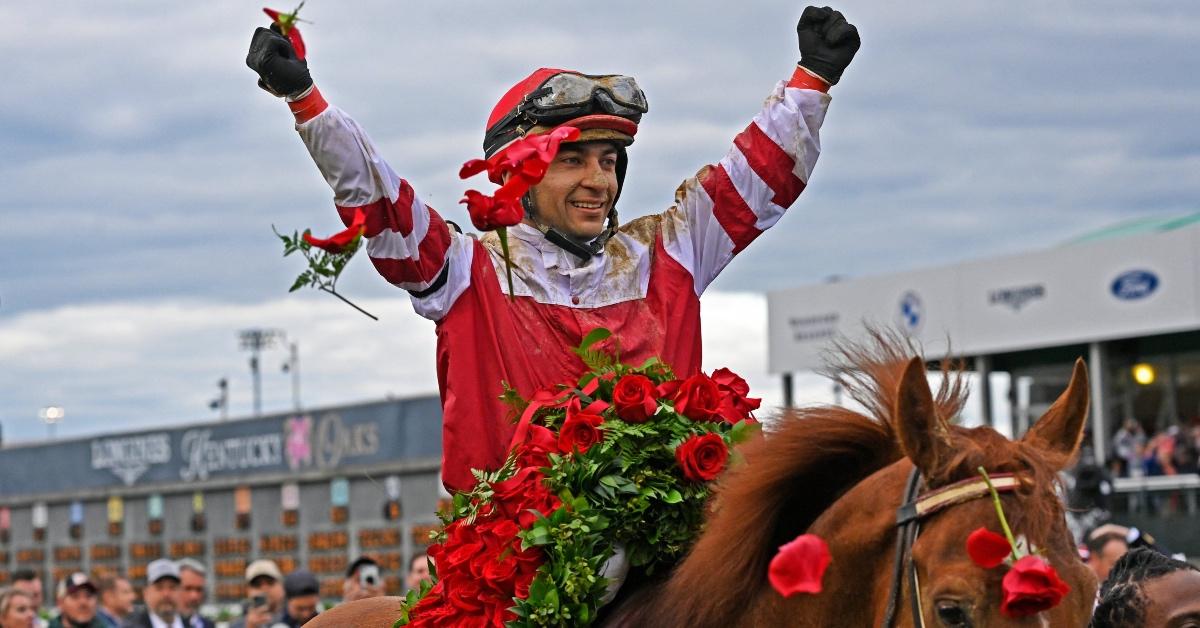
[661,7,859,295]
[246,27,471,320]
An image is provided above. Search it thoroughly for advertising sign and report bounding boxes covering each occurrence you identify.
[0,397,441,499]
[768,225,1200,372]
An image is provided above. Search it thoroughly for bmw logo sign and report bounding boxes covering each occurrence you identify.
[896,291,924,334]
[1110,270,1159,301]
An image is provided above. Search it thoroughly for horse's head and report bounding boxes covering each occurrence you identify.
[888,356,1097,626]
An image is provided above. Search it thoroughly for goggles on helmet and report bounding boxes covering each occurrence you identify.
[484,71,647,157]
[526,73,648,120]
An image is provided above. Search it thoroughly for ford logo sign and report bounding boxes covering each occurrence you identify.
[1110,270,1159,301]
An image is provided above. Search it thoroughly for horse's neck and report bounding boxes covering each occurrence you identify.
[798,461,913,625]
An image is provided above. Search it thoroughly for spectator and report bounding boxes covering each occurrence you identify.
[229,561,284,628]
[404,554,431,593]
[121,560,181,628]
[49,573,103,628]
[175,560,213,628]
[10,570,45,628]
[277,572,320,627]
[95,576,134,628]
[1086,531,1130,584]
[342,557,383,603]
[1090,547,1200,627]
[0,587,37,628]
[1111,419,1146,477]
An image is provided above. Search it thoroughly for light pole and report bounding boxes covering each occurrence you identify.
[281,342,301,411]
[208,377,229,420]
[239,329,284,416]
[38,405,64,440]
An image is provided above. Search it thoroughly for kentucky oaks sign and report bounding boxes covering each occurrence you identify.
[0,397,441,499]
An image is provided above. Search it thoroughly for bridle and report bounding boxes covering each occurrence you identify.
[879,468,1020,628]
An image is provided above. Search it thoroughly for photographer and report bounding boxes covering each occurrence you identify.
[341,557,383,604]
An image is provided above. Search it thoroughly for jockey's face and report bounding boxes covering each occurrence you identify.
[527,141,619,240]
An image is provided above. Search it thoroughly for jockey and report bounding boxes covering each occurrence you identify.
[246,6,859,492]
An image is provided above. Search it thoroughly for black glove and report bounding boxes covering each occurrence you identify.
[246,26,313,98]
[796,6,860,86]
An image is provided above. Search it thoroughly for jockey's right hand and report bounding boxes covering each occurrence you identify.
[246,26,313,98]
[796,6,860,86]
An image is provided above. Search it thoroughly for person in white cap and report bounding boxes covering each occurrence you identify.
[120,560,181,628]
[48,573,102,628]
[228,561,284,628]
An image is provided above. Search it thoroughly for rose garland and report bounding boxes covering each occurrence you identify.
[397,329,761,627]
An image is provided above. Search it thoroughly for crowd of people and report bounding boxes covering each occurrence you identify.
[1110,418,1200,477]
[0,553,432,628]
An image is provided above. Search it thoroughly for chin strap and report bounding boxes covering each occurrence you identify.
[522,196,618,262]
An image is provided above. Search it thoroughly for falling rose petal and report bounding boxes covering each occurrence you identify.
[966,527,1012,569]
[768,534,831,597]
[1000,555,1071,618]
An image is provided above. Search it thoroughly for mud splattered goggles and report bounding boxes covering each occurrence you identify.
[524,72,648,119]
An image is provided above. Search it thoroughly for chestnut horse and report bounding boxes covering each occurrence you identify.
[311,335,1098,627]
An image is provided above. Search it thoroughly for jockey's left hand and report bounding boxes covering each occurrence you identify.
[796,6,860,86]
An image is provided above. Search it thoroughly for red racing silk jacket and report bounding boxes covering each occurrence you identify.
[287,68,831,491]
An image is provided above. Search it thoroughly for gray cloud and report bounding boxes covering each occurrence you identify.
[2,0,1197,432]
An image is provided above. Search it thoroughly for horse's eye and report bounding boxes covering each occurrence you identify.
[935,600,971,628]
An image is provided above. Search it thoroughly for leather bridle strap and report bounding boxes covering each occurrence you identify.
[881,468,922,628]
[880,470,1020,628]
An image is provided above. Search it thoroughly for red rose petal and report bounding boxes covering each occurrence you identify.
[966,527,1012,569]
[768,534,831,597]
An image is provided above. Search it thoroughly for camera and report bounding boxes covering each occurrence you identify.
[359,564,380,587]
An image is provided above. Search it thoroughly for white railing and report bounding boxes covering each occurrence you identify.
[1112,473,1200,514]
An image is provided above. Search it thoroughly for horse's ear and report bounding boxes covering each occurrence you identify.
[1022,358,1090,465]
[895,357,952,478]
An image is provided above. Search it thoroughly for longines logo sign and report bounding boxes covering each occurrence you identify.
[91,434,172,486]
[988,283,1046,312]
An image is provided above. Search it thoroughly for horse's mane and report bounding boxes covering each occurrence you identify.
[636,329,969,626]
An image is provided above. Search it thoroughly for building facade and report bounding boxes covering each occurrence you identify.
[0,396,444,602]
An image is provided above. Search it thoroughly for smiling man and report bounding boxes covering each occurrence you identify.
[247,6,859,491]
[1091,548,1200,628]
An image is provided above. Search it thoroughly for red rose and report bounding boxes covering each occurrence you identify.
[672,374,722,422]
[675,433,729,482]
[613,374,658,423]
[768,534,832,597]
[518,424,559,469]
[711,367,762,423]
[490,467,542,519]
[1000,555,1071,618]
[559,399,604,454]
[262,7,306,60]
[966,527,1012,569]
[302,208,365,253]
[460,189,524,231]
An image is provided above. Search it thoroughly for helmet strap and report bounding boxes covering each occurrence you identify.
[522,195,617,262]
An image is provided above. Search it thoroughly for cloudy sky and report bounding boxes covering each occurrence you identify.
[2,1,1197,443]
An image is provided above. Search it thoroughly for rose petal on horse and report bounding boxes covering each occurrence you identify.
[302,207,365,253]
[613,374,659,423]
[1000,555,1071,618]
[768,534,832,597]
[675,433,729,482]
[966,527,1012,569]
